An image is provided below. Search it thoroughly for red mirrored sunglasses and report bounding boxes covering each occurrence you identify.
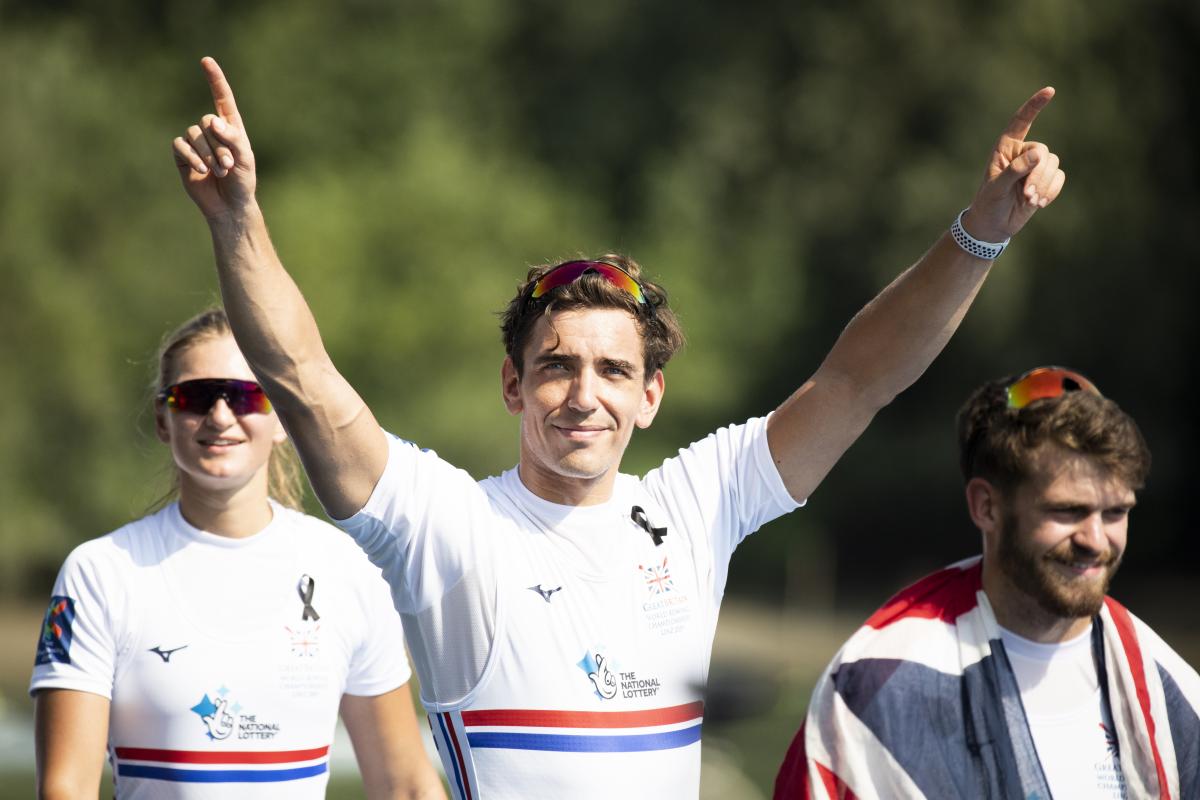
[528,260,648,305]
[1006,367,1100,410]
[157,379,272,416]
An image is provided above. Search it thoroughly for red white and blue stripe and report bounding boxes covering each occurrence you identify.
[431,701,704,800]
[113,745,329,784]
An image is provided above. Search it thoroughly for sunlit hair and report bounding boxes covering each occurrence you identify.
[499,253,685,379]
[146,307,304,512]
[956,372,1151,492]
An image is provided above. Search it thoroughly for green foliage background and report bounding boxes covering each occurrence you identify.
[2,0,1196,623]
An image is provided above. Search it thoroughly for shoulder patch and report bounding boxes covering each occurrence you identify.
[35,595,77,665]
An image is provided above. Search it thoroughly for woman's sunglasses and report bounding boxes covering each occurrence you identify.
[1006,366,1100,410]
[157,379,272,416]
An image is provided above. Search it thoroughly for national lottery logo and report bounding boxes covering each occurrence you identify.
[577,647,662,701]
[190,690,236,740]
[190,685,282,742]
[578,649,618,700]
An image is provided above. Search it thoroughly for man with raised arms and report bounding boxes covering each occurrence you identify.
[174,56,1065,798]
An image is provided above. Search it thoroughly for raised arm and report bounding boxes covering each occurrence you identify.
[767,88,1064,502]
[173,57,386,519]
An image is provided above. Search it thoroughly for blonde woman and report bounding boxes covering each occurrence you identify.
[31,308,444,799]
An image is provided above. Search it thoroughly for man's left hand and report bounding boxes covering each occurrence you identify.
[962,87,1064,243]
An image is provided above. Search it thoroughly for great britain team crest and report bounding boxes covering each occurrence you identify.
[637,558,692,636]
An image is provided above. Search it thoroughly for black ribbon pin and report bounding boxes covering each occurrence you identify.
[630,506,668,546]
[298,574,320,621]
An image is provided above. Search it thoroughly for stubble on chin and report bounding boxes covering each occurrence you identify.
[997,514,1121,620]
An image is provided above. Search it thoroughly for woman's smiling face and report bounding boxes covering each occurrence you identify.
[155,334,286,496]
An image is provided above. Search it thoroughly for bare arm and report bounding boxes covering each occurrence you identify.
[35,689,110,799]
[768,88,1065,501]
[173,57,386,519]
[341,686,447,800]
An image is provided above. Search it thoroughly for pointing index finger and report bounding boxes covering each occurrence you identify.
[1001,86,1054,142]
[201,56,242,124]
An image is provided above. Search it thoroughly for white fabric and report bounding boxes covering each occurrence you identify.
[30,502,410,799]
[1001,624,1128,799]
[338,416,801,799]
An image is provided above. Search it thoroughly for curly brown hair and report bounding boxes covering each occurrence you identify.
[499,254,685,379]
[956,370,1151,491]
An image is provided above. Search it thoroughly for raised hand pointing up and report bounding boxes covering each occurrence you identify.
[173,57,256,221]
[962,87,1065,243]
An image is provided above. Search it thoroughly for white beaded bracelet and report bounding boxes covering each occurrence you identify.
[950,208,1009,260]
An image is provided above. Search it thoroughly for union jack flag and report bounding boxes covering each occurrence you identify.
[640,558,674,595]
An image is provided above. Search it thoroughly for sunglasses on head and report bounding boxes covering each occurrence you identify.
[528,260,649,305]
[157,379,272,416]
[1006,366,1101,410]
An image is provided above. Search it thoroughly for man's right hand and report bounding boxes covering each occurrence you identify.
[172,57,256,221]
[171,57,389,521]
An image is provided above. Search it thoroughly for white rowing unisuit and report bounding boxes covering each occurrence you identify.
[30,502,411,799]
[338,416,801,799]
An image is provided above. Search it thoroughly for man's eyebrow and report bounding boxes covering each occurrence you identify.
[600,357,638,373]
[533,353,576,366]
[1042,502,1091,512]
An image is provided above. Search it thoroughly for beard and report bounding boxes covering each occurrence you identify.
[996,509,1123,619]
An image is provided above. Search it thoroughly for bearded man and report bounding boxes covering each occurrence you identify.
[775,367,1200,799]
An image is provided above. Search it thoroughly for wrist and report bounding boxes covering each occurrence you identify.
[206,200,263,234]
[951,208,1009,260]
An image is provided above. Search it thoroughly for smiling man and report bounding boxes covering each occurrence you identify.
[175,54,1071,798]
[775,368,1200,800]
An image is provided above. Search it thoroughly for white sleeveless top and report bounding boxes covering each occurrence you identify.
[339,417,800,798]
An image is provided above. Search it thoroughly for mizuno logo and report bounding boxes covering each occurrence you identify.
[528,584,563,603]
[149,645,189,663]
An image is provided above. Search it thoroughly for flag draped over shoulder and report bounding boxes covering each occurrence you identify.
[773,557,1200,799]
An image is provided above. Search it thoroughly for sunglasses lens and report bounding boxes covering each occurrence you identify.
[1007,367,1100,409]
[164,382,214,413]
[163,379,271,415]
[530,261,646,304]
[225,381,271,415]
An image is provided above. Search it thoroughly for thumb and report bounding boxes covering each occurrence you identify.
[995,147,1041,188]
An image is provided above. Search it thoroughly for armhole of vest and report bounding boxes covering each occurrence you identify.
[424,529,507,714]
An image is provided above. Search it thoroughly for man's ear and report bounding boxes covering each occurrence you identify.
[501,357,523,416]
[965,477,1002,535]
[635,369,665,429]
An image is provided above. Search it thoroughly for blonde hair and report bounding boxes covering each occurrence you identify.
[147,307,304,511]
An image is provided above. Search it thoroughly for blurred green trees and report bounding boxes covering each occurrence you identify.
[1,0,1195,609]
